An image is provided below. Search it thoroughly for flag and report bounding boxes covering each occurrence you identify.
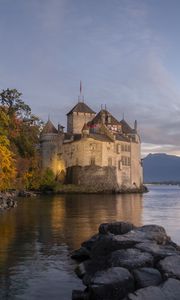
[80,80,82,94]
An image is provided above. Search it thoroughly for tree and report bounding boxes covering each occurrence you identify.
[0,88,31,118]
[0,88,43,191]
[0,135,16,190]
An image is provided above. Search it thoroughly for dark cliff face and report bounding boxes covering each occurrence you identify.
[143,153,180,183]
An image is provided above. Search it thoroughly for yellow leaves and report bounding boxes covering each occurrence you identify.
[0,108,9,135]
[0,135,16,191]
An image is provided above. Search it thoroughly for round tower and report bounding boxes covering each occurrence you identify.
[40,119,65,176]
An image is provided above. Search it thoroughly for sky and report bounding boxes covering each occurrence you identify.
[1,0,180,157]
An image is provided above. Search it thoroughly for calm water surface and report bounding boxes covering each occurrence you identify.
[0,185,180,299]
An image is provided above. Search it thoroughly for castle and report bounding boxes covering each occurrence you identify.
[40,89,143,192]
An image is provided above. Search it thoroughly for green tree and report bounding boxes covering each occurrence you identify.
[39,168,56,191]
[0,88,31,117]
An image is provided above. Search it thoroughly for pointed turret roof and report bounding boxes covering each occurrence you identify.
[67,102,96,115]
[41,120,58,134]
[120,119,134,134]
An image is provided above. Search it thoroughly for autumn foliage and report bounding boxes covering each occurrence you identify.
[0,89,43,191]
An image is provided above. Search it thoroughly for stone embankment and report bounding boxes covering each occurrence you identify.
[71,221,180,300]
[0,192,17,210]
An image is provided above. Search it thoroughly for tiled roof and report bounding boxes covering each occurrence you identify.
[67,102,96,115]
[88,109,121,126]
[41,120,58,134]
[119,119,134,134]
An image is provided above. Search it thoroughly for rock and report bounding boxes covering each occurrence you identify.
[81,234,99,251]
[72,290,89,300]
[90,234,118,258]
[99,222,135,235]
[162,278,180,299]
[113,225,170,249]
[88,267,134,300]
[158,255,180,280]
[136,225,170,245]
[109,249,154,270]
[125,286,165,300]
[125,278,180,300]
[75,261,89,279]
[133,268,162,288]
[135,241,179,261]
[72,222,180,300]
[90,232,141,259]
[0,192,17,210]
[71,247,90,262]
[18,190,37,197]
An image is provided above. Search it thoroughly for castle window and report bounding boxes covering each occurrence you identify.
[122,156,125,165]
[108,157,112,166]
[90,157,95,165]
[128,157,131,166]
[125,157,128,165]
[117,144,121,154]
[121,144,124,151]
[118,160,122,170]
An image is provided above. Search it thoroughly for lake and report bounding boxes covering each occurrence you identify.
[0,185,180,299]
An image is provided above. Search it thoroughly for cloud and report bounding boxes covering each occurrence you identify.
[0,0,180,157]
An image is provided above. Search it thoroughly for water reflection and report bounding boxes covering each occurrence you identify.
[0,186,180,299]
[50,193,143,249]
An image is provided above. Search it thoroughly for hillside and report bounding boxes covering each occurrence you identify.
[143,153,180,183]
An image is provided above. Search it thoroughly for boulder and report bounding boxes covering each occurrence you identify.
[72,290,89,300]
[136,225,170,245]
[81,234,99,251]
[99,222,135,235]
[90,234,119,258]
[88,267,134,300]
[158,255,180,280]
[109,249,154,270]
[133,268,162,288]
[71,247,90,262]
[72,222,180,300]
[125,286,165,300]
[125,278,180,300]
[135,241,179,261]
[162,278,180,299]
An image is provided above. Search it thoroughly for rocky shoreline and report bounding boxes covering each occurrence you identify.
[0,192,17,210]
[71,221,180,300]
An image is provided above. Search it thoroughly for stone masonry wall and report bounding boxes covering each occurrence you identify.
[66,165,118,191]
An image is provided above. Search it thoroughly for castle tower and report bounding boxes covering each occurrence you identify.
[40,119,65,176]
[67,82,96,134]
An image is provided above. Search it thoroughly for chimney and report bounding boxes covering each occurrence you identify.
[58,124,64,133]
[134,120,137,132]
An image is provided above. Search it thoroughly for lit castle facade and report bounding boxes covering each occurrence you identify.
[40,87,143,192]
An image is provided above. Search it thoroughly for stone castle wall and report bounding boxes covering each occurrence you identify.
[66,165,118,191]
[67,112,95,134]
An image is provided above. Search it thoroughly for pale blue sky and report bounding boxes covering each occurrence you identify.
[1,0,180,156]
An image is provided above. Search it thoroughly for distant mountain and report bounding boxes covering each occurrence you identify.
[143,153,180,183]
